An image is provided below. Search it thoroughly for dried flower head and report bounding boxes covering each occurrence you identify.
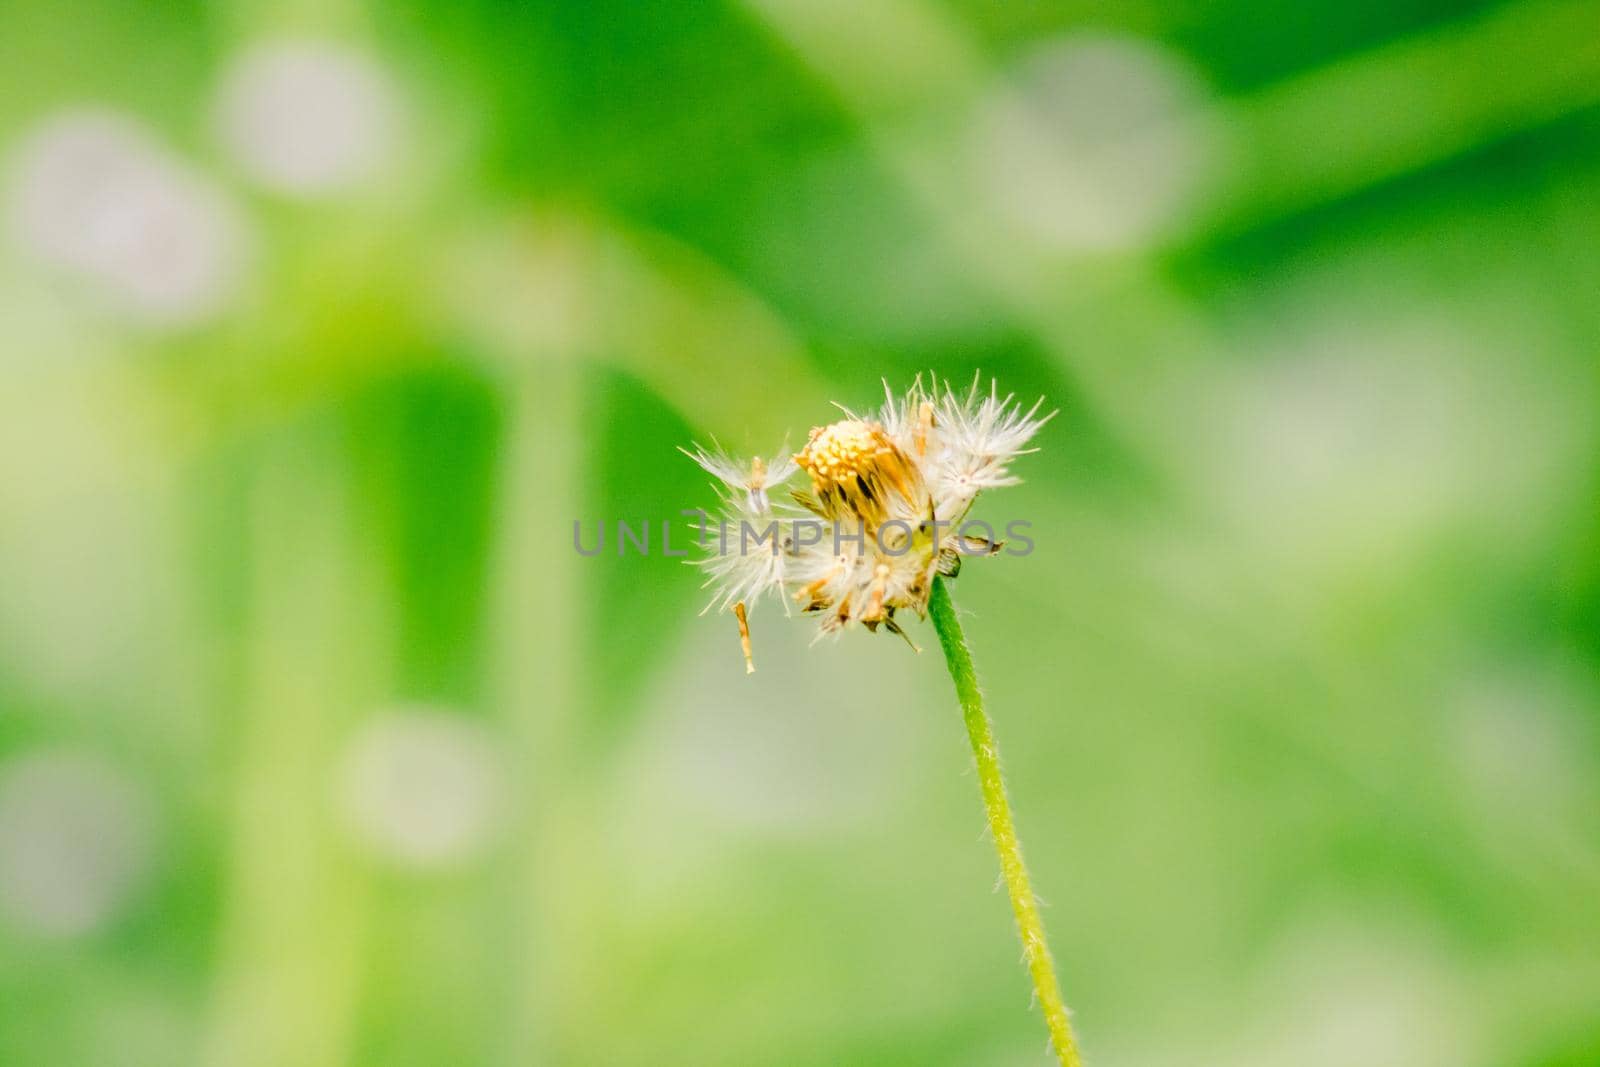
[682,375,1053,670]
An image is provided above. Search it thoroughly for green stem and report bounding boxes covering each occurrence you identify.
[928,577,1082,1067]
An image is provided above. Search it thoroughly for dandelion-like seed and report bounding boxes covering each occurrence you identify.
[682,375,1052,665]
[680,376,1083,1066]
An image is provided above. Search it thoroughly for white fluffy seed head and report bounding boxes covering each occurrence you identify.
[682,376,1052,651]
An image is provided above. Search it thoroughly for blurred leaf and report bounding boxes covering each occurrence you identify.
[582,366,705,745]
[343,359,506,704]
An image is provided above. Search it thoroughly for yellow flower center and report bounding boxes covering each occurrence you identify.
[796,420,888,482]
[795,419,922,525]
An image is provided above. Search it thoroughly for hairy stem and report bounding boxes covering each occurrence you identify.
[928,577,1082,1067]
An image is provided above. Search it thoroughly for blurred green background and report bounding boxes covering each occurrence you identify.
[2,1,1599,1064]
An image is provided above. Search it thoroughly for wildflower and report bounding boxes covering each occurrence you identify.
[683,378,1082,1064]
[682,376,1053,670]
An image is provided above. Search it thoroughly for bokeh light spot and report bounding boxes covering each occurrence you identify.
[0,750,158,938]
[338,707,505,871]
[5,110,247,326]
[975,35,1223,252]
[214,40,402,196]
